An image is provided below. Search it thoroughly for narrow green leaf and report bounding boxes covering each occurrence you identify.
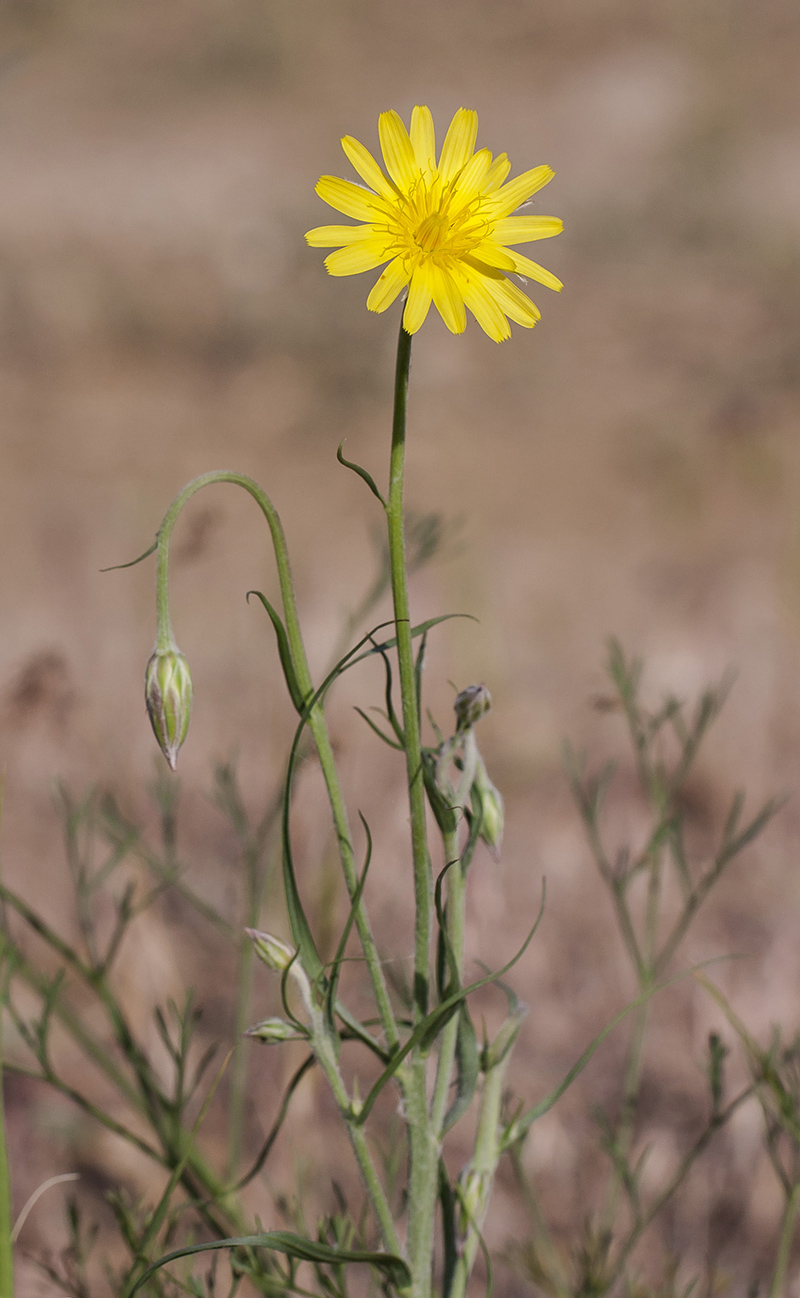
[247,591,306,713]
[128,1231,412,1294]
[99,539,158,573]
[337,442,387,508]
[325,815,373,1039]
[354,707,404,750]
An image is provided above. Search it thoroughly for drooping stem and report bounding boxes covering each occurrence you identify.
[384,324,438,1298]
[154,473,399,1055]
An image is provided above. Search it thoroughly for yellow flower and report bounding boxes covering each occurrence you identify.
[305,106,563,344]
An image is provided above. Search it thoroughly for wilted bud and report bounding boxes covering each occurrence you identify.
[246,929,296,973]
[145,648,192,771]
[454,683,491,731]
[473,755,504,859]
[245,1016,308,1043]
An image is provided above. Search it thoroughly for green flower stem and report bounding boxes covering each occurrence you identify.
[155,473,399,1055]
[308,1007,402,1257]
[768,1179,798,1298]
[0,962,14,1298]
[384,324,437,1298]
[429,826,465,1140]
[449,1051,510,1298]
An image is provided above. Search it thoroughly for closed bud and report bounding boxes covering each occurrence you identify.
[145,648,192,771]
[246,929,295,973]
[473,755,504,859]
[454,683,491,731]
[246,928,312,1014]
[245,1016,308,1044]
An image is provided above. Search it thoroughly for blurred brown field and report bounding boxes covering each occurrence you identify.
[4,0,800,1293]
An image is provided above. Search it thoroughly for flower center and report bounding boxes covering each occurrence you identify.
[414,212,448,254]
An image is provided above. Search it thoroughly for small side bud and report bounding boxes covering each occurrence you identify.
[455,683,491,731]
[247,929,296,973]
[246,928,313,1015]
[145,649,192,771]
[473,756,504,859]
[245,1016,308,1043]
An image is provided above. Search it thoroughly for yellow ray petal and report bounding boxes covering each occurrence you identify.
[491,216,564,244]
[487,277,541,327]
[410,105,436,173]
[456,269,511,342]
[340,135,399,201]
[379,110,419,192]
[486,165,554,218]
[367,256,411,313]
[438,108,479,183]
[315,176,384,221]
[325,243,392,276]
[465,242,517,272]
[451,148,493,205]
[505,249,563,291]
[484,153,511,193]
[305,223,377,248]
[403,263,434,334]
[430,265,466,334]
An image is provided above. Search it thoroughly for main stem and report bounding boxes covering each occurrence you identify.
[385,325,437,1298]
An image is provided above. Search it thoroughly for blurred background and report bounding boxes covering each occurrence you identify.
[3,0,800,1292]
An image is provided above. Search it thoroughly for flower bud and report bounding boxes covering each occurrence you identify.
[473,755,504,859]
[245,1016,308,1043]
[454,683,491,731]
[145,648,192,771]
[246,929,296,973]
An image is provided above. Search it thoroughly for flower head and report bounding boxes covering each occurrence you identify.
[306,106,562,343]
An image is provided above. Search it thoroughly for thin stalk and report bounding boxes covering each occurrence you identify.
[0,964,14,1298]
[309,1009,402,1257]
[155,472,399,1053]
[385,325,437,1298]
[430,828,465,1139]
[769,1184,800,1298]
[449,1055,509,1298]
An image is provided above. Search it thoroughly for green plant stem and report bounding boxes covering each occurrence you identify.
[0,968,14,1298]
[770,1184,800,1298]
[430,828,466,1140]
[385,325,438,1298]
[155,473,399,1054]
[449,1054,509,1298]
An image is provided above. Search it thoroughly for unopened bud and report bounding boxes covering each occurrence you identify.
[245,1016,307,1043]
[246,929,312,1014]
[145,648,192,771]
[473,756,504,858]
[247,929,296,973]
[454,683,491,731]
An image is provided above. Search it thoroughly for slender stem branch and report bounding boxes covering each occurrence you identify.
[769,1183,800,1298]
[155,472,399,1053]
[0,964,14,1298]
[430,830,466,1140]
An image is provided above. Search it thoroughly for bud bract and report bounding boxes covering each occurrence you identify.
[454,683,491,731]
[145,648,192,771]
[473,755,504,859]
[245,1016,308,1043]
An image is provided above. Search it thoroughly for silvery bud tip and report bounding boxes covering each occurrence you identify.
[246,929,296,973]
[145,648,192,771]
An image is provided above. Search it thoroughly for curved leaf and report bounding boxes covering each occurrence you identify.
[128,1231,412,1294]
